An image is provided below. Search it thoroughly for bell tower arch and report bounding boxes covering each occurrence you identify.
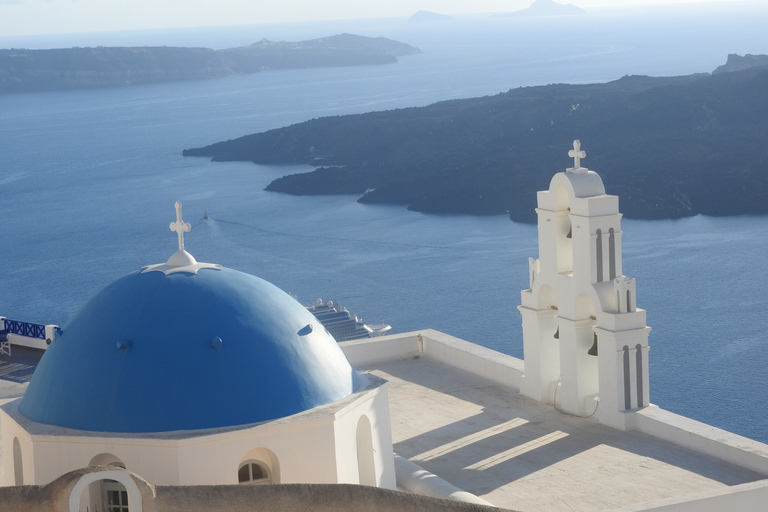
[519,141,651,429]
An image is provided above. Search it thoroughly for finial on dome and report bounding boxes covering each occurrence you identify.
[567,139,588,173]
[170,201,191,252]
[142,201,221,275]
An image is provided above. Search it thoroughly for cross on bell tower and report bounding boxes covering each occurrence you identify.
[568,139,586,172]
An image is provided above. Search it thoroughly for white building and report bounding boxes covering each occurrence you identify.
[2,142,768,512]
[519,139,650,429]
[0,202,396,512]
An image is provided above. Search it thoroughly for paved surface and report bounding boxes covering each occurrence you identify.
[0,346,42,384]
[364,356,766,512]
[1,346,764,511]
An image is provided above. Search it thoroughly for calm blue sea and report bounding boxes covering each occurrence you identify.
[1,4,767,441]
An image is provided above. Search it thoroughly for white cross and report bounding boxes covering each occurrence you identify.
[169,201,191,252]
[568,139,586,169]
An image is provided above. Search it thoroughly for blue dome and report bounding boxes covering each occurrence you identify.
[19,267,358,433]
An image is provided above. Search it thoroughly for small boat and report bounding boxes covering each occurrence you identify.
[306,299,391,342]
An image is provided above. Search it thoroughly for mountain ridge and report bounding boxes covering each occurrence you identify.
[183,60,768,224]
[0,34,421,93]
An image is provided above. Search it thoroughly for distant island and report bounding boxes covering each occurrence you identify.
[0,33,421,93]
[495,0,586,17]
[183,55,768,224]
[409,11,452,22]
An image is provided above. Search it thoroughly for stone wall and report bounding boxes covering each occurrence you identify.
[0,466,514,512]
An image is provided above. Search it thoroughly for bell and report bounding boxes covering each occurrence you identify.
[553,327,559,339]
[566,225,572,239]
[588,334,598,356]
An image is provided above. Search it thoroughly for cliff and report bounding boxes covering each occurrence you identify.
[712,53,768,74]
[0,34,421,93]
[183,62,768,223]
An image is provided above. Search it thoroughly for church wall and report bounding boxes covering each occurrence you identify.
[331,380,396,488]
[173,412,340,485]
[2,383,394,489]
[23,413,343,487]
[30,436,182,486]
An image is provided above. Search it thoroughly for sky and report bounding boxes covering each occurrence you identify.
[0,0,740,37]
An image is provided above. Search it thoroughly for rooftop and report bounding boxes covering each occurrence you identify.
[344,331,768,512]
[3,330,768,511]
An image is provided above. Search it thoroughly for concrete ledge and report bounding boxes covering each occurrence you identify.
[634,406,768,475]
[7,334,48,351]
[340,333,420,367]
[341,330,524,391]
[419,330,523,391]
[609,478,768,512]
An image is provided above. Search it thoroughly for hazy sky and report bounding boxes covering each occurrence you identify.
[0,0,735,37]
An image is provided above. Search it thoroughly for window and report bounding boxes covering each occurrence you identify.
[102,482,130,512]
[238,461,270,484]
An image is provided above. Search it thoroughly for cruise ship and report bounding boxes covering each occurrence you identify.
[306,299,391,342]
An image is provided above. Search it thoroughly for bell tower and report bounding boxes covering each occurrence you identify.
[518,141,651,430]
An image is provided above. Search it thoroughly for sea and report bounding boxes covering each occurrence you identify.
[1,3,767,442]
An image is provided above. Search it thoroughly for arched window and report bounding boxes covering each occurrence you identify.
[622,346,631,410]
[356,415,377,486]
[609,228,616,280]
[595,229,603,282]
[13,437,23,485]
[238,461,271,485]
[636,344,644,407]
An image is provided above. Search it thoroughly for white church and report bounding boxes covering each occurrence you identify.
[1,141,768,512]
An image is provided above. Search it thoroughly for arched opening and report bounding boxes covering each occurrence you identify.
[89,453,124,467]
[239,447,278,485]
[356,415,377,486]
[86,454,127,512]
[623,346,631,410]
[636,344,644,407]
[609,228,616,280]
[574,294,599,412]
[70,470,142,512]
[13,437,23,485]
[536,285,560,343]
[553,186,573,275]
[595,229,603,282]
[532,284,560,403]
